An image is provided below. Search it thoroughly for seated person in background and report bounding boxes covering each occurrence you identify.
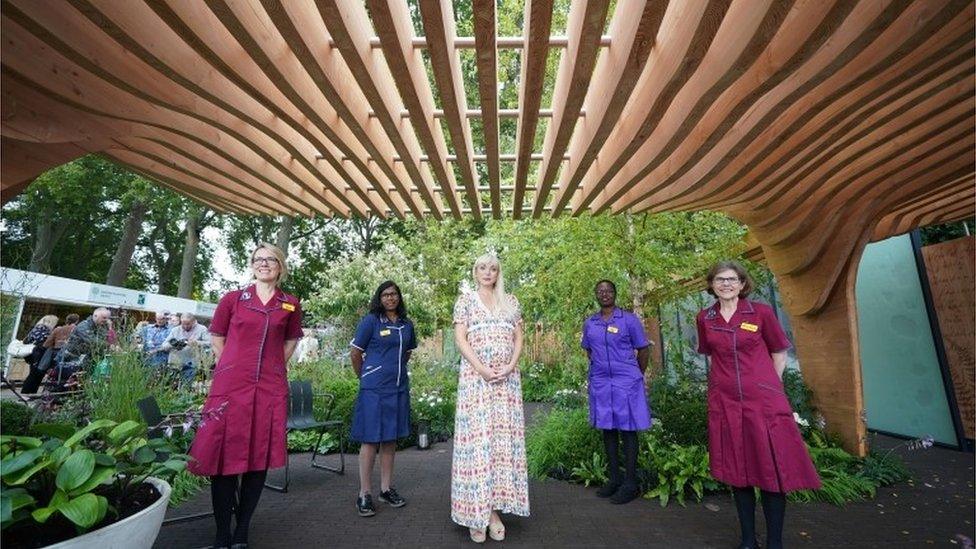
[56,308,112,384]
[141,311,173,368]
[162,313,211,384]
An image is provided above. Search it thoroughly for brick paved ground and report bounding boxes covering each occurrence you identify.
[156,409,974,549]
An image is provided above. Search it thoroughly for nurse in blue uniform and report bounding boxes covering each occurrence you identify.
[350,281,417,517]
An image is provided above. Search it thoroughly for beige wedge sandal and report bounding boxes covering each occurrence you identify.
[488,521,506,541]
[469,527,487,543]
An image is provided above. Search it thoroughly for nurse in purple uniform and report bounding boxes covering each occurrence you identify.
[580,280,651,504]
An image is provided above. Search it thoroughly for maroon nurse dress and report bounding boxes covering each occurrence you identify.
[696,299,820,493]
[188,285,303,476]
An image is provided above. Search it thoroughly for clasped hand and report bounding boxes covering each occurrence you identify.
[477,362,515,383]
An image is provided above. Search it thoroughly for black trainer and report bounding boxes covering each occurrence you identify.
[357,494,376,517]
[609,483,641,504]
[596,479,621,498]
[379,488,407,508]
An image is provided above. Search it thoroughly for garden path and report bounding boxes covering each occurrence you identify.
[156,414,974,548]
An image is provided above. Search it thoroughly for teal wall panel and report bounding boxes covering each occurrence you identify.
[856,234,956,444]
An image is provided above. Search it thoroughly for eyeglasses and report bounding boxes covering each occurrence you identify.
[713,276,742,285]
[251,257,280,266]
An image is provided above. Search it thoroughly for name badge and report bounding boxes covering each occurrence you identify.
[380,329,391,336]
[740,322,758,332]
[281,303,296,312]
[607,326,619,334]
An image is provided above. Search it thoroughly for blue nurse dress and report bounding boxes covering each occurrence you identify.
[349,313,416,443]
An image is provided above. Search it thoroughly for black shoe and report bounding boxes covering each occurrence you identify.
[357,494,376,517]
[737,543,761,549]
[596,479,622,498]
[379,487,406,508]
[230,545,248,549]
[609,483,641,504]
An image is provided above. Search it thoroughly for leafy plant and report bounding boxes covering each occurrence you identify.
[648,378,708,446]
[525,407,603,481]
[641,429,719,507]
[0,419,188,539]
[287,431,337,454]
[0,402,35,437]
[571,452,608,487]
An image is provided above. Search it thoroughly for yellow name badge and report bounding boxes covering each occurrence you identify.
[281,303,295,312]
[379,329,391,336]
[607,326,619,334]
[740,322,758,332]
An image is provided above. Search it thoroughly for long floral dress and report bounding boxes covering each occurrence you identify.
[451,291,530,529]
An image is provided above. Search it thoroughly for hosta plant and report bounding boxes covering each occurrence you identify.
[0,419,189,536]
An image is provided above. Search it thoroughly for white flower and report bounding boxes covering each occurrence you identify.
[164,425,174,438]
[793,412,809,428]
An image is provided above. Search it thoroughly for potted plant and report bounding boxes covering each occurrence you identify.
[1,419,189,548]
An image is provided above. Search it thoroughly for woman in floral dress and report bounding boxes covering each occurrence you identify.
[451,254,529,543]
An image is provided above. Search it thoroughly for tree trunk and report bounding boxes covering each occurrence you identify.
[177,214,200,298]
[276,216,295,256]
[28,220,57,273]
[105,201,147,286]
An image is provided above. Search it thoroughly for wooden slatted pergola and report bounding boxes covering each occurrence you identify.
[2,0,974,454]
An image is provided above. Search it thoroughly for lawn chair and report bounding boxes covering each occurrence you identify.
[136,396,213,526]
[265,380,346,493]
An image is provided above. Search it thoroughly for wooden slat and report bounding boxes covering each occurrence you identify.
[314,0,446,220]
[584,0,799,214]
[368,0,465,219]
[418,0,482,219]
[254,0,418,217]
[872,174,975,239]
[105,147,274,215]
[144,0,373,216]
[472,0,501,217]
[545,0,667,216]
[529,0,611,217]
[512,0,555,218]
[625,0,967,214]
[57,0,364,216]
[568,0,731,215]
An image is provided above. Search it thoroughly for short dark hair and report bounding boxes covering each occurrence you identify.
[705,261,753,298]
[66,313,80,324]
[369,281,408,320]
[594,279,617,293]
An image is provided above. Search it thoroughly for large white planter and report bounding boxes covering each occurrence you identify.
[45,477,171,549]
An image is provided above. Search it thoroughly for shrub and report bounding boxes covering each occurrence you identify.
[0,401,34,436]
[648,378,708,446]
[525,407,603,481]
[168,470,207,508]
[287,431,337,454]
[642,428,719,506]
[521,356,588,404]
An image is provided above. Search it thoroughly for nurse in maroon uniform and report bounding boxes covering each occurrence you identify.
[696,261,820,549]
[188,243,304,549]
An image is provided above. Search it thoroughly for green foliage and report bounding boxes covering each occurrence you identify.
[521,356,588,404]
[648,378,708,447]
[0,419,188,535]
[571,452,608,487]
[84,351,157,424]
[168,470,207,508]
[642,429,719,507]
[0,402,35,437]
[525,407,603,481]
[287,431,337,454]
[405,358,458,446]
[304,243,437,338]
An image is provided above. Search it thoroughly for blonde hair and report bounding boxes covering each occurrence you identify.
[36,315,59,329]
[471,254,514,316]
[251,242,288,284]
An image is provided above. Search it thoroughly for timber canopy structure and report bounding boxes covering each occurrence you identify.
[1,0,974,454]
